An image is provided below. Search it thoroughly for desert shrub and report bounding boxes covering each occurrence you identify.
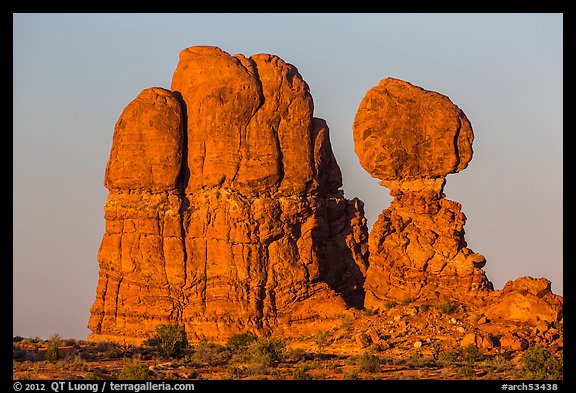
[456,365,477,379]
[191,341,231,366]
[226,333,258,352]
[357,352,380,373]
[251,337,286,367]
[462,344,485,363]
[118,358,150,380]
[285,347,309,362]
[226,364,246,379]
[407,351,436,368]
[438,349,460,364]
[45,334,62,362]
[343,370,360,380]
[436,302,458,315]
[315,330,330,353]
[55,355,89,371]
[142,324,188,358]
[363,308,377,316]
[13,336,25,343]
[486,354,513,372]
[400,297,413,306]
[520,346,563,380]
[292,365,313,380]
[62,338,78,347]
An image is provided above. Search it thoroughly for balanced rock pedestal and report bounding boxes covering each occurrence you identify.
[353,78,493,307]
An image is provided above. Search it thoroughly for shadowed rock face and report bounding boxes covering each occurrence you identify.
[88,46,368,344]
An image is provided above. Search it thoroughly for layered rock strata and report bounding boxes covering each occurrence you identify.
[88,46,368,344]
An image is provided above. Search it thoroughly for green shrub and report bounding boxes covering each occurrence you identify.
[142,324,188,358]
[462,344,485,363]
[315,330,330,353]
[118,359,150,380]
[357,352,380,373]
[226,364,246,379]
[191,341,231,366]
[343,370,360,380]
[438,349,460,364]
[436,302,458,315]
[285,347,308,363]
[226,333,258,352]
[520,346,563,380]
[251,337,286,367]
[45,334,62,362]
[456,365,477,379]
[292,365,313,380]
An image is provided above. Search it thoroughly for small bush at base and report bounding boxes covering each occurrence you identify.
[520,346,563,380]
[357,353,380,373]
[142,324,188,358]
[462,344,485,363]
[226,333,258,352]
[438,349,460,364]
[251,338,286,367]
[436,302,458,315]
[118,359,150,380]
[45,334,62,362]
[292,365,313,380]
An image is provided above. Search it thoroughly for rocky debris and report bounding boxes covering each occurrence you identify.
[89,46,368,344]
[482,277,563,325]
[355,333,373,348]
[353,78,493,307]
[460,332,493,350]
[499,334,529,351]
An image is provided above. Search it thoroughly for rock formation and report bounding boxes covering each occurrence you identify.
[88,46,368,344]
[483,277,563,325]
[89,50,562,349]
[353,78,562,327]
[354,78,493,307]
[353,78,492,308]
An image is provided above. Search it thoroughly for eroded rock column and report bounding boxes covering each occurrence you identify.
[88,88,187,344]
[88,47,368,344]
[353,78,494,308]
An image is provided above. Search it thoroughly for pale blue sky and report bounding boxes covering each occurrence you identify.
[13,13,563,339]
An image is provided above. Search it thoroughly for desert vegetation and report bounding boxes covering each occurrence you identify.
[12,323,563,381]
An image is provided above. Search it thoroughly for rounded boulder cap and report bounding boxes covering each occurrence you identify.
[353,77,474,182]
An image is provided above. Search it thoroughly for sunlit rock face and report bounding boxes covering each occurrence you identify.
[353,78,493,307]
[88,46,368,344]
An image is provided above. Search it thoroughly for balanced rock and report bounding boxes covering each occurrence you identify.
[353,77,473,183]
[88,46,368,344]
[353,78,493,307]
